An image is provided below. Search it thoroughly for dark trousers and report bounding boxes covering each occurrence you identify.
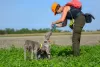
[72,14,85,56]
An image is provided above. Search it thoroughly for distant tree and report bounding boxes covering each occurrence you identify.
[31,28,38,33]
[16,28,31,34]
[5,28,15,34]
[0,30,6,35]
[97,29,100,31]
[64,30,70,32]
[0,28,71,34]
[82,29,85,32]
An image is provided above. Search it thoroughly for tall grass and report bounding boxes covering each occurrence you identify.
[0,45,100,67]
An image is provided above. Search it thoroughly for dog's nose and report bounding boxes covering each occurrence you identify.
[44,41,47,43]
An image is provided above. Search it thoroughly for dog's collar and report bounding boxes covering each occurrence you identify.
[40,43,43,48]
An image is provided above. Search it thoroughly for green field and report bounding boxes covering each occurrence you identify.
[0,45,100,67]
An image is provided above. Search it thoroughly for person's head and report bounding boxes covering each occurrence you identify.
[51,2,63,15]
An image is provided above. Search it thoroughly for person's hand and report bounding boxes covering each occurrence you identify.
[51,22,56,30]
[52,22,55,25]
[51,22,55,28]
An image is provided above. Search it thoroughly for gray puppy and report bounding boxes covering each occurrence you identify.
[24,31,52,60]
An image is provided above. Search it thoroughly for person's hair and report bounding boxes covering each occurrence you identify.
[55,4,60,14]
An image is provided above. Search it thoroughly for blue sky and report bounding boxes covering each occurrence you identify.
[0,0,99,31]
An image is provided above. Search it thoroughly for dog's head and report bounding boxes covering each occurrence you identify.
[37,31,52,59]
[45,31,52,41]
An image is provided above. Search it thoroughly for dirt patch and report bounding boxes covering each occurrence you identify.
[0,34,100,48]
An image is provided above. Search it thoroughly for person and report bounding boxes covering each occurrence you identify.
[51,1,85,56]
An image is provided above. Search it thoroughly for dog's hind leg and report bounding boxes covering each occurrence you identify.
[24,47,26,60]
[34,49,38,59]
[31,49,34,60]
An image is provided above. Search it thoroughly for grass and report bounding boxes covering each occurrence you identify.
[0,45,100,67]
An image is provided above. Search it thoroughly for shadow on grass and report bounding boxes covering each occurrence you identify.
[57,49,73,57]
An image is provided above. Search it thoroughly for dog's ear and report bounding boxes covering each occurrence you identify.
[45,31,52,40]
[44,35,47,40]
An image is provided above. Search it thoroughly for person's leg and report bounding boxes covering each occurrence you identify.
[72,14,85,56]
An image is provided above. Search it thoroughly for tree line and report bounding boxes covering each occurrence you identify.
[0,28,100,35]
[0,28,63,34]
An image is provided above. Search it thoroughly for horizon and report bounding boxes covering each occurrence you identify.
[0,27,100,32]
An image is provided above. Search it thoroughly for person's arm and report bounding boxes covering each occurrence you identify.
[62,19,67,27]
[55,19,67,27]
[52,6,70,24]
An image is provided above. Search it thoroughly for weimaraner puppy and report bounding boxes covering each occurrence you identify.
[24,31,52,60]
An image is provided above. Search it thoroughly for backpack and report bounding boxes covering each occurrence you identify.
[84,13,95,23]
[66,0,82,9]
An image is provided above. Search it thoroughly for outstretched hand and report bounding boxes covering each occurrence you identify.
[51,22,54,28]
[51,22,55,26]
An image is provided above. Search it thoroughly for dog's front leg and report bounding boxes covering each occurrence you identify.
[37,54,41,59]
[46,48,51,59]
[48,54,51,59]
